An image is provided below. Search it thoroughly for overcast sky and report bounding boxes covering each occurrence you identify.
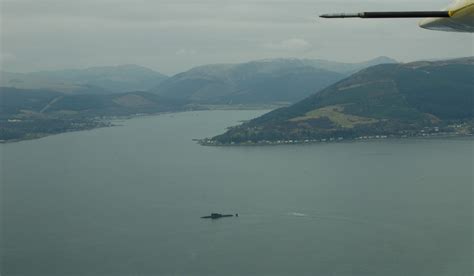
[1,0,473,74]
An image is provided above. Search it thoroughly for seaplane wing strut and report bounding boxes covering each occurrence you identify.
[320,0,474,32]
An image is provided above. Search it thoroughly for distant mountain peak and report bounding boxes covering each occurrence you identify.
[368,56,398,63]
[404,56,474,69]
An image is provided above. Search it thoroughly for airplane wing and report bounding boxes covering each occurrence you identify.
[320,0,474,33]
[320,11,450,19]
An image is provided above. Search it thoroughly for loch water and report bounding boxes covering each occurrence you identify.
[1,110,472,276]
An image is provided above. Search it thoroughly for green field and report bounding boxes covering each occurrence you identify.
[290,105,378,128]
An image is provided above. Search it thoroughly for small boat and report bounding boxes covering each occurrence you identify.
[201,213,237,219]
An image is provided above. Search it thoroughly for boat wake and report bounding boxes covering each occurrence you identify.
[288,212,308,217]
[287,211,373,225]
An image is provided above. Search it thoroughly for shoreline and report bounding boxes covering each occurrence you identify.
[3,108,472,146]
[0,123,113,144]
[198,132,474,147]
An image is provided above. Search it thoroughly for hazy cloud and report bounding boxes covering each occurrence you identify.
[0,52,16,61]
[176,49,198,56]
[0,52,17,68]
[263,39,312,51]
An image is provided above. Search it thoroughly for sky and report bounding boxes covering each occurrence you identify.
[1,0,473,75]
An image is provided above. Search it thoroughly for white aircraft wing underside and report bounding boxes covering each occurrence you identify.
[320,0,474,33]
[420,2,474,32]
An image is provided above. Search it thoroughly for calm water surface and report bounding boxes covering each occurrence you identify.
[1,110,473,276]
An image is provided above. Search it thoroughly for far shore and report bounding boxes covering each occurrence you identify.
[0,106,276,144]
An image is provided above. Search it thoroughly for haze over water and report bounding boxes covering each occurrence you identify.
[1,110,473,276]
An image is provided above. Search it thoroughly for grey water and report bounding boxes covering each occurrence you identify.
[1,110,473,276]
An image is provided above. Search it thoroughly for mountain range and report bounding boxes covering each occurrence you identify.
[2,57,396,106]
[6,55,471,144]
[152,56,397,104]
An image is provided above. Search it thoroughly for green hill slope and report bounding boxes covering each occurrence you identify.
[0,87,187,141]
[208,57,474,145]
